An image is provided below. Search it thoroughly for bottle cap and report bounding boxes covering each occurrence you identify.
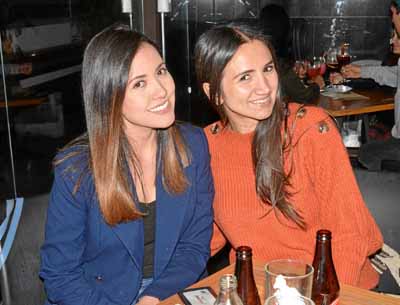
[220,274,238,289]
[316,229,332,241]
[236,245,253,259]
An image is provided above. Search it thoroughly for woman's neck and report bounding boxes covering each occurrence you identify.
[126,128,157,156]
[228,121,257,134]
[126,130,158,203]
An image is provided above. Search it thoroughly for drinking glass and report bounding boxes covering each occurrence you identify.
[325,48,339,74]
[306,57,321,79]
[317,56,326,76]
[265,295,315,305]
[265,259,314,300]
[336,43,351,71]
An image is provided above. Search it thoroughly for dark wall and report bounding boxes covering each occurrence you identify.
[277,0,393,60]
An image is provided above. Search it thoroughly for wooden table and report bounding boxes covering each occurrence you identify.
[159,261,400,305]
[316,87,395,117]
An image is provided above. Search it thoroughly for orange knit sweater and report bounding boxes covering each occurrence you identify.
[205,103,383,289]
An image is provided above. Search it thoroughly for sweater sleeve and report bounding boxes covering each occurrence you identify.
[361,65,398,88]
[303,115,383,288]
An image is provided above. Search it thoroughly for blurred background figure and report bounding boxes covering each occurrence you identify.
[330,2,400,173]
[259,4,325,104]
[331,2,400,140]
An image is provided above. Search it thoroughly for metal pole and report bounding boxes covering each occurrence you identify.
[129,12,133,30]
[161,12,166,59]
[0,33,18,201]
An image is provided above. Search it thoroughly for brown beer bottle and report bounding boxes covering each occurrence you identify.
[234,246,260,305]
[311,230,340,305]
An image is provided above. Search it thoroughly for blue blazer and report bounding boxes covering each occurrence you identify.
[40,125,214,305]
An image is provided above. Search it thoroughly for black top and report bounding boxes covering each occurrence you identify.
[138,200,156,278]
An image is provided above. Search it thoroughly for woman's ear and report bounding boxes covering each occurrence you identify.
[202,83,210,99]
[202,82,223,105]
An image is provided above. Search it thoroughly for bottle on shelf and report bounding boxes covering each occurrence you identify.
[234,246,261,305]
[311,230,340,305]
[214,274,244,305]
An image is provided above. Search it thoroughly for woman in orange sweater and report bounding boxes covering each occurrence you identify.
[194,24,383,289]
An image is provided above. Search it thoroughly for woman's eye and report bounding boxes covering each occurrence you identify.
[133,80,145,89]
[239,74,251,81]
[158,67,168,75]
[264,65,274,73]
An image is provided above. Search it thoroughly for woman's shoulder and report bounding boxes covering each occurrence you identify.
[177,121,203,135]
[177,122,207,144]
[176,123,209,157]
[53,144,90,182]
[203,121,223,138]
[286,103,338,145]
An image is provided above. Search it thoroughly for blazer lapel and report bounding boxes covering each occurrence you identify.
[154,173,190,277]
[111,220,143,272]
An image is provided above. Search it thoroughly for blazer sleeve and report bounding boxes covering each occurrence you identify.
[39,163,118,305]
[143,128,215,300]
[210,222,228,256]
[304,116,383,287]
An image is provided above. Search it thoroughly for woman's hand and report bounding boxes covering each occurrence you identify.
[329,72,344,85]
[137,296,160,305]
[309,75,325,89]
[341,64,361,79]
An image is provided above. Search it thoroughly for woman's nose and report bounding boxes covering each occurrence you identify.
[255,74,272,94]
[153,79,168,99]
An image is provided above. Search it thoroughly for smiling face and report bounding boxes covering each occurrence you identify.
[122,42,175,137]
[391,30,400,54]
[219,39,278,133]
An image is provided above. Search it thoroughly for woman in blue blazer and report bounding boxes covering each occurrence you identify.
[39,24,214,305]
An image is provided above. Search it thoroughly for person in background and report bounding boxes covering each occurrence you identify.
[331,4,400,139]
[259,4,325,103]
[330,4,400,171]
[194,24,383,289]
[40,24,214,305]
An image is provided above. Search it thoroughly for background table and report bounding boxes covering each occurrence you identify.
[159,261,400,305]
[316,87,395,117]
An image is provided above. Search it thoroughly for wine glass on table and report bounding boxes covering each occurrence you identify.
[336,43,351,82]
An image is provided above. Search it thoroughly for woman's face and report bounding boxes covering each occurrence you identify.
[122,42,175,137]
[219,40,278,133]
[391,30,400,54]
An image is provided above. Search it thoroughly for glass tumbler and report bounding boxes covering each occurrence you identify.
[265,259,314,300]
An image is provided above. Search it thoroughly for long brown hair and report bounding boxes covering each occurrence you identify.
[56,24,190,226]
[194,24,305,229]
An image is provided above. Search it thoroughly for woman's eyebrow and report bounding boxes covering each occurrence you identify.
[232,60,274,80]
[233,69,254,80]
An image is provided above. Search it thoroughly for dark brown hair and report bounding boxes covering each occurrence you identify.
[194,24,305,229]
[56,24,190,225]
